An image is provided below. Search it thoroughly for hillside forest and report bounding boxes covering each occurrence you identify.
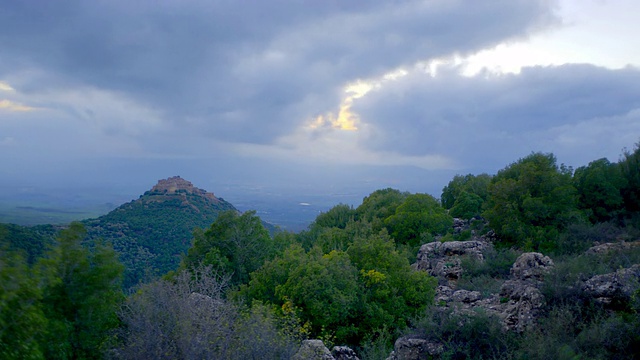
[1,142,640,359]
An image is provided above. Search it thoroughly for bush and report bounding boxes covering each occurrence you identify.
[554,222,624,256]
[115,266,297,359]
[410,308,519,360]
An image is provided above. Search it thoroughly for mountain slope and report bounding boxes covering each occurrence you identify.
[83,176,238,288]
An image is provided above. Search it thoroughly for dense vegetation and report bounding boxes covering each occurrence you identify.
[1,142,640,359]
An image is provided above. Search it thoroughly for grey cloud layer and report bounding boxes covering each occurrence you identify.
[1,0,557,146]
[353,64,640,170]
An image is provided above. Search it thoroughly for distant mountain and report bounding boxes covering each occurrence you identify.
[83,176,239,288]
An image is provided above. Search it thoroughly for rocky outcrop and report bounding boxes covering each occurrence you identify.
[582,264,640,305]
[386,337,443,360]
[509,252,554,281]
[585,241,640,255]
[422,247,554,332]
[292,340,334,360]
[414,240,492,283]
[331,346,360,360]
[291,341,360,360]
[498,281,546,332]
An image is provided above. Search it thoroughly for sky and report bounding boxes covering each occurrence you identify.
[1,0,640,216]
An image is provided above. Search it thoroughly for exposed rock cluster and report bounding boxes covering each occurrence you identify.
[394,220,640,359]
[412,219,557,335]
[583,263,640,305]
[427,251,554,332]
[386,337,443,360]
[414,240,491,284]
[291,340,360,360]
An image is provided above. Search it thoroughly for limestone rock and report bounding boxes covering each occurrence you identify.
[435,285,454,303]
[331,346,359,360]
[386,337,443,360]
[582,264,640,305]
[498,281,545,332]
[292,340,334,360]
[414,240,491,282]
[451,290,482,303]
[510,252,554,281]
[585,241,640,255]
[431,252,553,332]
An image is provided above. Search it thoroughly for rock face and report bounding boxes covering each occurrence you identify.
[414,240,492,283]
[150,176,219,202]
[417,242,554,332]
[585,240,640,255]
[291,341,359,360]
[331,346,360,360]
[386,337,443,360]
[582,264,640,305]
[509,252,554,281]
[292,340,335,360]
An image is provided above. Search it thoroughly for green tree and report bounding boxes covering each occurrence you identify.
[241,230,437,347]
[484,152,582,251]
[450,191,485,219]
[441,173,492,210]
[346,230,436,338]
[239,244,360,342]
[299,218,374,254]
[0,249,46,359]
[384,193,453,247]
[278,247,360,341]
[573,158,626,223]
[355,188,409,230]
[620,141,640,214]
[313,204,355,229]
[183,210,274,286]
[38,222,124,359]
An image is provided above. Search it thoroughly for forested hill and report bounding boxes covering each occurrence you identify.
[82,176,240,288]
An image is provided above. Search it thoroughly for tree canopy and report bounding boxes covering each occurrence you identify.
[483,152,583,251]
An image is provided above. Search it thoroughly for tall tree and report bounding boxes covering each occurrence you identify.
[441,173,492,211]
[573,158,626,223]
[384,193,453,247]
[38,222,124,359]
[346,230,436,336]
[0,248,46,359]
[484,152,582,251]
[355,188,409,230]
[620,141,640,214]
[183,210,273,286]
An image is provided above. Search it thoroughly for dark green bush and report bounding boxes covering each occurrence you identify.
[410,308,519,360]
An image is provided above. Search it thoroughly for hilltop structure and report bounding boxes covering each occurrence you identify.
[149,176,219,202]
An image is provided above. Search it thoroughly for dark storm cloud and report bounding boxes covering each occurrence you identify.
[353,64,640,170]
[0,0,557,145]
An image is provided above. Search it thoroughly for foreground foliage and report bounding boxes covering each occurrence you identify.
[1,222,124,359]
[115,266,298,359]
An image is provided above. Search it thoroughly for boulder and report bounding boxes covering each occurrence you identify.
[498,281,545,332]
[386,337,443,360]
[331,346,360,360]
[451,290,482,303]
[585,241,640,256]
[510,252,554,281]
[292,340,334,360]
[414,240,491,282]
[582,264,640,305]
